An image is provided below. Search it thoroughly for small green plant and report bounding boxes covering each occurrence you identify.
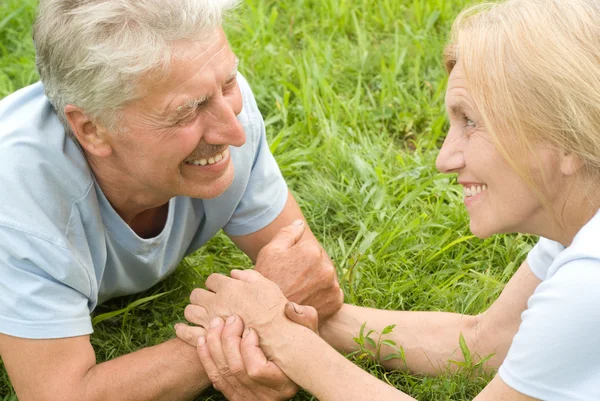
[351,322,407,367]
[449,333,495,377]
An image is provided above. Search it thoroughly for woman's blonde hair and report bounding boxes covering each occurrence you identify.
[445,0,600,215]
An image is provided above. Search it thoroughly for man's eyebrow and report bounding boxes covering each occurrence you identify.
[227,57,240,81]
[174,96,208,116]
[168,56,240,120]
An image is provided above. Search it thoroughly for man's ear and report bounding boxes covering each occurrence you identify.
[64,104,113,158]
[559,149,584,176]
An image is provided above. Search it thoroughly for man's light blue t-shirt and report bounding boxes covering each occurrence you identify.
[499,210,600,400]
[0,74,288,339]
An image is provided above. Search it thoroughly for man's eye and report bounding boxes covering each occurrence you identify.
[176,113,196,126]
[223,78,238,93]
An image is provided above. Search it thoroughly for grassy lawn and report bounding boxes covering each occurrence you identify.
[0,0,534,400]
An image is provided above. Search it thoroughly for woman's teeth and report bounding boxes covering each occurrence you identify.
[463,184,488,197]
[186,148,228,166]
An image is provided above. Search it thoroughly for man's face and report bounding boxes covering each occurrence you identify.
[103,29,245,202]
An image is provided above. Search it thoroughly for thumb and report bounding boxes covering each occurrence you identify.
[284,302,319,334]
[268,220,306,251]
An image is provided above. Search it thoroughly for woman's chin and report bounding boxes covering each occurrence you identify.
[469,220,496,239]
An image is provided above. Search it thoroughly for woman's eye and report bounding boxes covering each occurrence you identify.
[463,118,477,136]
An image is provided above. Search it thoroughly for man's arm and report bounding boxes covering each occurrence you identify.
[228,190,344,320]
[228,190,320,262]
[0,333,210,401]
[317,260,541,375]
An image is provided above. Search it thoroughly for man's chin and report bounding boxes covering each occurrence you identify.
[187,168,235,200]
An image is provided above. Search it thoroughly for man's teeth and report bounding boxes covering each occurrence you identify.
[463,184,488,197]
[187,149,228,166]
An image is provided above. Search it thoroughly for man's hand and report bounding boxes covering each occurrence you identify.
[175,303,319,401]
[195,314,299,401]
[253,220,343,321]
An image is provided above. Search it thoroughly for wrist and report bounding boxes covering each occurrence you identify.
[319,304,359,351]
[260,319,317,366]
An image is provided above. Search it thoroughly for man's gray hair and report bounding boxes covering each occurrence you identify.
[33,0,240,134]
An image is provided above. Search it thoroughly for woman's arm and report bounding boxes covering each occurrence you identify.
[270,323,415,401]
[317,260,541,375]
[184,268,540,401]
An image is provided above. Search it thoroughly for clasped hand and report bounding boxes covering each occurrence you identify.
[176,220,332,400]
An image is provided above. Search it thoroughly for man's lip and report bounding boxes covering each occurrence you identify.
[184,147,229,165]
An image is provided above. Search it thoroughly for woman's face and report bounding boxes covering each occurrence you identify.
[435,63,561,238]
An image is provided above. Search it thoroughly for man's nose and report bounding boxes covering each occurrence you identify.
[202,96,246,147]
[435,129,465,173]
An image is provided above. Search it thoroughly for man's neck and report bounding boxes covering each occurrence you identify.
[90,158,171,238]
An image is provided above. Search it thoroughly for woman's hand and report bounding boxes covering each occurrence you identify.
[183,269,290,354]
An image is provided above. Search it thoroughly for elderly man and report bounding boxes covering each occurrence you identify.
[0,0,343,400]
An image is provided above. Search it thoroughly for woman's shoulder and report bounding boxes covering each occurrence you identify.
[548,209,600,278]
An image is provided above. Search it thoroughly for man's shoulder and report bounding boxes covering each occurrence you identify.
[236,73,262,143]
[0,82,95,241]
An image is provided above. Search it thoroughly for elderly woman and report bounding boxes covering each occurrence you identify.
[177,0,600,399]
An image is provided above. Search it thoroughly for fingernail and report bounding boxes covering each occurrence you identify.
[293,219,304,226]
[174,323,180,331]
[226,315,236,325]
[198,336,206,346]
[242,328,251,338]
[210,317,221,328]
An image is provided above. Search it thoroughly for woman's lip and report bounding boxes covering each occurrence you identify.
[463,185,487,208]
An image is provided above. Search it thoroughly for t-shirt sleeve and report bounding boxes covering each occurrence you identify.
[223,74,289,236]
[526,237,565,280]
[498,260,600,401]
[0,225,94,339]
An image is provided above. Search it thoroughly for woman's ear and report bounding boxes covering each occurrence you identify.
[64,104,113,158]
[559,149,584,176]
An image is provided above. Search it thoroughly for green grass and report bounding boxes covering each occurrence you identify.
[0,0,534,400]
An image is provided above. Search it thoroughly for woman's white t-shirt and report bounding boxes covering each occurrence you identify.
[498,210,600,400]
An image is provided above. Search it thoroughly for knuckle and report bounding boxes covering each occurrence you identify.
[206,370,223,386]
[183,305,195,321]
[245,365,264,380]
[323,265,336,282]
[211,378,226,392]
[283,384,299,399]
[184,305,203,323]
[228,362,246,378]
[258,244,274,258]
[190,288,201,303]
[217,364,232,378]
[306,245,322,261]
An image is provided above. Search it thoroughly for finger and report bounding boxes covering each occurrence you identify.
[240,328,287,385]
[197,334,232,394]
[184,304,210,327]
[205,273,234,293]
[230,268,264,283]
[174,323,206,347]
[267,220,306,251]
[220,315,249,382]
[284,302,320,334]
[190,287,215,305]
[206,317,234,382]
